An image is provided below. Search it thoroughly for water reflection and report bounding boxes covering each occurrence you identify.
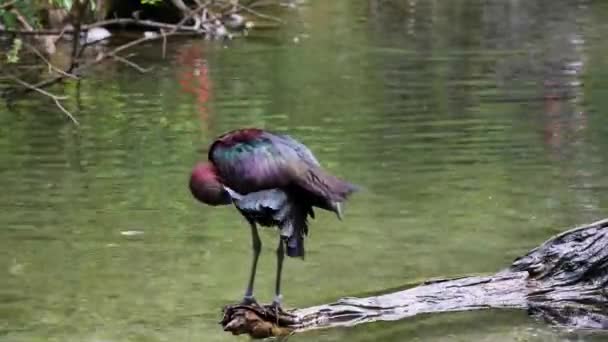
[175,44,214,132]
[1,1,608,341]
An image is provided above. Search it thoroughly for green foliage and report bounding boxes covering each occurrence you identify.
[0,9,17,29]
[6,38,22,63]
[51,0,97,11]
[51,0,73,10]
[0,0,48,29]
[140,0,163,5]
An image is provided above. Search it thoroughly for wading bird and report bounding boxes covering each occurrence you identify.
[189,128,357,310]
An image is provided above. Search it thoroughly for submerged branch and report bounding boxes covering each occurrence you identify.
[221,218,608,338]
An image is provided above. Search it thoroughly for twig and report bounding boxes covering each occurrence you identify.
[0,28,67,35]
[171,1,211,32]
[11,7,34,31]
[9,76,67,100]
[24,43,79,79]
[0,0,16,10]
[52,97,80,125]
[8,76,79,125]
[109,54,151,73]
[0,18,205,36]
[55,25,69,42]
[87,18,199,31]
[161,29,167,59]
[112,35,163,55]
[233,2,284,24]
[69,0,89,71]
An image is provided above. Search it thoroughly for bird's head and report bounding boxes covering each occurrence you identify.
[189,163,232,206]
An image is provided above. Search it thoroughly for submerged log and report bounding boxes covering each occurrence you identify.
[220,217,608,338]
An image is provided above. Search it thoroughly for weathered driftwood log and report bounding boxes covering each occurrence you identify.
[220,218,608,338]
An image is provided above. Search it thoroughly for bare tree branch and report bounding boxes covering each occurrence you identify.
[169,0,191,13]
[232,2,284,24]
[0,16,207,36]
[8,76,79,125]
[161,29,167,59]
[8,76,67,100]
[0,0,16,11]
[24,43,79,79]
[109,53,151,73]
[52,97,79,125]
[11,7,34,30]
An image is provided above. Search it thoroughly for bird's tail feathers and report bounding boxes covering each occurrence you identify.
[285,234,305,259]
[281,211,308,259]
[297,167,358,203]
[335,202,343,220]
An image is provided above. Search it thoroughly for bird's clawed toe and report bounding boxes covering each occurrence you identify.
[265,300,296,318]
[240,295,261,307]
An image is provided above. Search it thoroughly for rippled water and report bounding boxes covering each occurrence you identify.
[2,0,608,341]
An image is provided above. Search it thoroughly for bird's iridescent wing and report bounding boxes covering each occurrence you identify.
[209,130,355,202]
[274,133,320,167]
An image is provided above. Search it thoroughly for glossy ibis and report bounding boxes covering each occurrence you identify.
[189,128,357,310]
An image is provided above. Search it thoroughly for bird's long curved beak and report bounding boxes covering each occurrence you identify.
[223,186,243,201]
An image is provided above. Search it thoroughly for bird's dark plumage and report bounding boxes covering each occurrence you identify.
[209,128,356,205]
[225,187,312,257]
[195,128,357,249]
[189,128,357,306]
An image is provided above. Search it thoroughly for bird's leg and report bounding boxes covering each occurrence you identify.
[273,237,285,308]
[266,237,291,320]
[242,221,261,306]
[265,237,298,320]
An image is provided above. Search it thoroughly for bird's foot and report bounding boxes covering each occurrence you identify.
[222,295,263,314]
[264,295,297,319]
[239,295,262,308]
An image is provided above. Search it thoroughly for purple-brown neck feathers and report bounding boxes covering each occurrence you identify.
[189,163,232,206]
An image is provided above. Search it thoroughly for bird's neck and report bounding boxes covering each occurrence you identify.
[189,163,232,206]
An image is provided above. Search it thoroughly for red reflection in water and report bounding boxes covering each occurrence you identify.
[542,80,587,157]
[175,44,213,132]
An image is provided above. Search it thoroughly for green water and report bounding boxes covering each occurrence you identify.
[2,0,608,341]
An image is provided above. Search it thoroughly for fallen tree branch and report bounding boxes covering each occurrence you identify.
[221,217,608,338]
[84,18,202,32]
[0,17,205,36]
